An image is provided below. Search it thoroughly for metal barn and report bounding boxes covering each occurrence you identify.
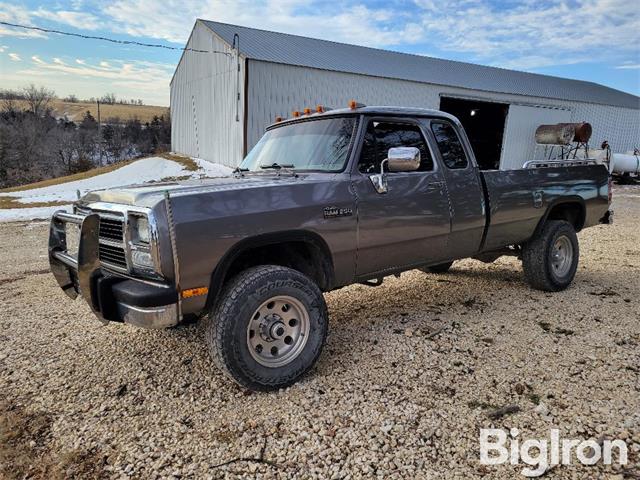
[170,20,640,170]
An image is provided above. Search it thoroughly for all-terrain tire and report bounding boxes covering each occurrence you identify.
[422,261,454,274]
[522,220,579,292]
[206,265,328,391]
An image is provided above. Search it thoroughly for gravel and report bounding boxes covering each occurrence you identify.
[1,186,639,479]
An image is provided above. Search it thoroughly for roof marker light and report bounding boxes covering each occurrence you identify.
[275,116,283,123]
[292,111,301,118]
[316,105,325,113]
[303,107,312,115]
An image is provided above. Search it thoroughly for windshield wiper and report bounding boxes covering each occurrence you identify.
[259,162,294,170]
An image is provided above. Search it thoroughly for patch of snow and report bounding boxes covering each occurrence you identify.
[0,155,232,222]
[192,157,235,178]
[0,204,71,222]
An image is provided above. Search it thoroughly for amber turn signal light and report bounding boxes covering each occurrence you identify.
[181,287,209,299]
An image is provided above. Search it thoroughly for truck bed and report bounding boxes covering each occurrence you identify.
[480,164,610,251]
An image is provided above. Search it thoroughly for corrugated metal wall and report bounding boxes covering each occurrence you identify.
[170,21,245,167]
[247,61,640,170]
[501,105,571,170]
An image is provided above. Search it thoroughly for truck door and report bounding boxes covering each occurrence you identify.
[426,119,486,258]
[352,118,451,277]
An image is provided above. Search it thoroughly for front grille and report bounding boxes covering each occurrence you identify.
[99,217,124,241]
[96,214,127,270]
[99,243,127,268]
[75,207,129,271]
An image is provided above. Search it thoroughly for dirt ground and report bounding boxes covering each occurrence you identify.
[1,186,638,479]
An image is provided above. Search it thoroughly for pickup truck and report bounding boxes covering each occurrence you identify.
[49,105,612,391]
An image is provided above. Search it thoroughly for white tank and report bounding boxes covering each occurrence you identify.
[611,152,640,175]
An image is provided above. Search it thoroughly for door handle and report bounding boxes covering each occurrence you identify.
[427,181,445,190]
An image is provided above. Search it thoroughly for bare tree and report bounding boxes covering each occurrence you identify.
[22,84,55,117]
[101,93,116,105]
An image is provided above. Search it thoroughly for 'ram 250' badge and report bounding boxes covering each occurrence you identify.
[323,206,353,218]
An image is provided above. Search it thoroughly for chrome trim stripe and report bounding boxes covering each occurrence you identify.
[164,191,182,321]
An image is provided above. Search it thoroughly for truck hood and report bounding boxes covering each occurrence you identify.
[80,173,331,208]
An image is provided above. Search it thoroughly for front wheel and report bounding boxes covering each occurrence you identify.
[206,265,328,391]
[522,220,579,291]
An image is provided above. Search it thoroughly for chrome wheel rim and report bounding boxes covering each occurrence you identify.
[246,295,310,368]
[551,235,573,277]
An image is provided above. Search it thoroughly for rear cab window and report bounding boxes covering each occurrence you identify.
[430,121,469,169]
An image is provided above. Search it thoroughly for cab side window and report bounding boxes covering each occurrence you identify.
[431,121,469,169]
[359,121,434,173]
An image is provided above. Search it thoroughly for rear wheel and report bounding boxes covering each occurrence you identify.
[522,220,579,291]
[206,265,328,391]
[422,261,454,274]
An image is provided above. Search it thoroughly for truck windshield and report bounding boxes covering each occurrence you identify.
[240,117,357,172]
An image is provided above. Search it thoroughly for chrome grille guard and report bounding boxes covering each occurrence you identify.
[48,210,108,324]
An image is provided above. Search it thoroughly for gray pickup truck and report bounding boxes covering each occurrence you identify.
[49,105,612,390]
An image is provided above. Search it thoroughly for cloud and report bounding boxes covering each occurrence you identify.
[0,3,47,38]
[96,0,639,71]
[33,9,100,30]
[0,45,7,52]
[13,55,175,104]
[615,63,640,70]
[8,52,20,61]
[411,0,640,70]
[0,2,98,38]
[101,0,422,47]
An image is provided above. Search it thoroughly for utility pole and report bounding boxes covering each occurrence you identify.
[97,99,102,165]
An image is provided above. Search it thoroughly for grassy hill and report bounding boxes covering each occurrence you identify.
[13,99,169,123]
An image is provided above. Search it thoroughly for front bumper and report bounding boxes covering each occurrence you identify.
[48,210,179,328]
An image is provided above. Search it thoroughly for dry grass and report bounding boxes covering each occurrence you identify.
[158,151,199,171]
[12,99,168,123]
[0,196,69,210]
[0,160,136,194]
[158,152,200,172]
[0,401,105,479]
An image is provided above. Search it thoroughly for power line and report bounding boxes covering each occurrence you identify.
[0,21,232,56]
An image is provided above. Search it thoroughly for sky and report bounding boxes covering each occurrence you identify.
[1,0,639,107]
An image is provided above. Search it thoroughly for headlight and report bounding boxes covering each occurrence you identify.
[131,215,150,244]
[128,213,159,276]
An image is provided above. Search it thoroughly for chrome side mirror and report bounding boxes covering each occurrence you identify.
[387,147,421,172]
[369,147,421,194]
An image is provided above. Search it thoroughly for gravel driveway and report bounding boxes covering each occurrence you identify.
[1,187,639,479]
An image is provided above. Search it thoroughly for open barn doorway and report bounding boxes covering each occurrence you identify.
[439,97,509,170]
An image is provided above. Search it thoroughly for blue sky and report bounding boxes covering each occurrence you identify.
[1,0,638,106]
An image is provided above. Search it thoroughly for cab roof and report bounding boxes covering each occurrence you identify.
[266,106,462,130]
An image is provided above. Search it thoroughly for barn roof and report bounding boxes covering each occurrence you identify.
[200,20,639,110]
